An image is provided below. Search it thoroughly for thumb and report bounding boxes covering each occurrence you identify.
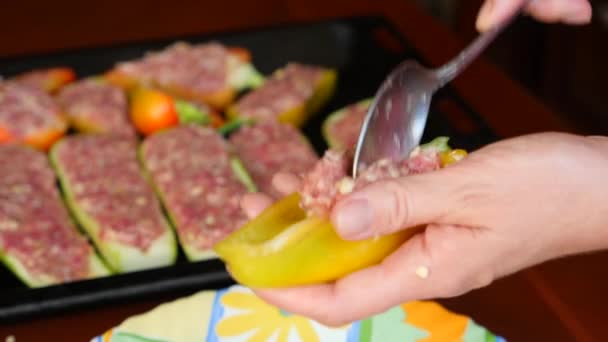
[476,0,526,32]
[330,167,467,240]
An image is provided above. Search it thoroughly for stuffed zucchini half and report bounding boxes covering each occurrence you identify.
[50,134,177,273]
[104,42,264,110]
[0,83,68,151]
[227,119,319,199]
[226,63,337,128]
[0,145,110,288]
[322,98,373,152]
[56,77,136,138]
[139,125,255,262]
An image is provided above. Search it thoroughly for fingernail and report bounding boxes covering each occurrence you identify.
[334,198,373,239]
[476,0,495,31]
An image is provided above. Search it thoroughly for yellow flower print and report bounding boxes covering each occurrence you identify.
[215,291,320,342]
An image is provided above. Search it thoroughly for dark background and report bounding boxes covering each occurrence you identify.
[1,0,605,135]
[415,0,608,135]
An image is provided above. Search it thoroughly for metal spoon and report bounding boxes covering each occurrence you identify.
[352,8,525,177]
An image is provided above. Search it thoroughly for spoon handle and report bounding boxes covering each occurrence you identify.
[433,4,527,87]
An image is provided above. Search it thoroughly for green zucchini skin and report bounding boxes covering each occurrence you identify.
[1,252,110,288]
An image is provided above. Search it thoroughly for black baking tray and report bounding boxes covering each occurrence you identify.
[0,15,500,323]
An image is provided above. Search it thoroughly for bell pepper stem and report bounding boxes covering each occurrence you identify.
[230,157,257,192]
[218,118,255,135]
[174,99,210,125]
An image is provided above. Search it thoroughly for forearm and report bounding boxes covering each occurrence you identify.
[551,135,608,258]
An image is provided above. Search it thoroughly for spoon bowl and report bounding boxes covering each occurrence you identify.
[353,60,437,173]
[352,5,527,177]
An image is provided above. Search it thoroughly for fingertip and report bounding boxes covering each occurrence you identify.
[272,172,302,195]
[251,288,283,304]
[563,0,593,25]
[240,193,273,218]
[253,284,327,303]
[475,0,495,32]
[254,285,354,326]
[526,0,592,25]
[475,0,526,32]
[252,285,335,317]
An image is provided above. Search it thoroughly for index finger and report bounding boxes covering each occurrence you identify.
[253,223,495,326]
[476,0,592,32]
[272,172,302,194]
[253,233,438,326]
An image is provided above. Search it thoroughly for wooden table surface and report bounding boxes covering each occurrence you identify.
[1,1,605,341]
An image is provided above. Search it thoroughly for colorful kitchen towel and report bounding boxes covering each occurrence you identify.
[92,285,505,342]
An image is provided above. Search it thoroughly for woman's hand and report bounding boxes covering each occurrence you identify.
[240,132,608,326]
[476,0,592,32]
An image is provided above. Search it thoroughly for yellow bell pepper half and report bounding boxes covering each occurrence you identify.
[214,138,468,288]
[214,192,416,288]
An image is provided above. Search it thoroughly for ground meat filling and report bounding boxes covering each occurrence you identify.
[8,68,71,92]
[9,69,54,91]
[329,102,369,152]
[299,147,442,218]
[0,83,65,139]
[235,63,323,121]
[229,120,319,198]
[57,79,134,137]
[298,150,350,218]
[113,42,229,94]
[0,145,94,284]
[406,146,442,174]
[55,135,167,251]
[141,125,248,251]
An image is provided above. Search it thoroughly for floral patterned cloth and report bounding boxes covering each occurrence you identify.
[92,285,505,342]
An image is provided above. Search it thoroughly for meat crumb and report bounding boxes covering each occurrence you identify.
[336,177,355,195]
[415,265,430,279]
[0,220,18,231]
